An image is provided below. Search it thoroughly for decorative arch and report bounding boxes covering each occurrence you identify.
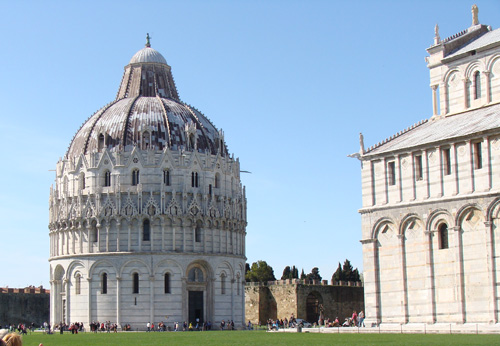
[425,208,453,231]
[119,258,151,277]
[371,217,397,239]
[455,203,484,226]
[486,196,500,221]
[89,259,118,278]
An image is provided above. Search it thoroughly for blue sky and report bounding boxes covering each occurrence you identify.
[1,0,499,288]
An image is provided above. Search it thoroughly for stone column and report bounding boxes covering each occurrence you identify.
[396,234,408,323]
[49,280,55,326]
[231,279,235,322]
[463,77,470,109]
[443,83,449,114]
[72,227,76,254]
[150,275,155,326]
[128,223,132,252]
[116,221,121,252]
[484,221,498,323]
[173,226,176,251]
[105,224,110,252]
[203,226,207,253]
[431,85,439,116]
[360,238,380,326]
[452,226,466,323]
[87,277,92,325]
[452,143,459,195]
[138,221,142,252]
[486,136,493,191]
[116,276,122,328]
[182,225,186,252]
[161,220,165,252]
[192,226,196,252]
[484,71,492,103]
[79,228,83,254]
[468,140,476,193]
[87,225,92,254]
[424,230,437,323]
[96,224,101,253]
[64,278,70,324]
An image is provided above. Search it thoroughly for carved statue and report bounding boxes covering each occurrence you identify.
[146,33,151,47]
[472,4,479,26]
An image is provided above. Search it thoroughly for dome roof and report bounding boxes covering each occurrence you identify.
[66,37,226,158]
[129,47,167,64]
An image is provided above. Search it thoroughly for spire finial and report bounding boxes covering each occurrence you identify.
[146,33,151,47]
[434,23,440,44]
[472,4,479,26]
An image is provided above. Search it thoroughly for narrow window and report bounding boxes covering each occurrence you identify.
[387,161,396,186]
[191,172,199,187]
[164,273,171,294]
[98,134,105,152]
[209,184,212,195]
[237,278,240,296]
[474,142,482,169]
[102,273,108,294]
[215,173,220,188]
[195,226,202,243]
[474,71,481,100]
[91,222,98,243]
[443,148,452,175]
[104,170,111,187]
[142,131,150,150]
[133,273,139,294]
[132,169,140,186]
[80,173,86,190]
[415,155,423,181]
[221,274,226,295]
[75,274,81,295]
[143,219,150,241]
[439,224,449,250]
[163,169,170,186]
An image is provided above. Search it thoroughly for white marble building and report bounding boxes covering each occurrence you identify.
[48,36,247,329]
[356,6,500,326]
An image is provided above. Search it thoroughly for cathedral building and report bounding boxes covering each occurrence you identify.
[356,6,500,325]
[48,36,247,329]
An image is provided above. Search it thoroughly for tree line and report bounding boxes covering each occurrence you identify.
[245,259,361,284]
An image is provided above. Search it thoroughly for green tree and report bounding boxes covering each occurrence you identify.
[245,260,276,283]
[332,262,343,282]
[300,269,306,279]
[342,259,354,281]
[281,266,291,280]
[291,265,299,279]
[306,267,322,282]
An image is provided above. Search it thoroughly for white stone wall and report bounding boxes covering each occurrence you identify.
[49,147,247,329]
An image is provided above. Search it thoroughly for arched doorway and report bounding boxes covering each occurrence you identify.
[306,292,323,323]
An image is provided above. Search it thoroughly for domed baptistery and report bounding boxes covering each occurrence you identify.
[48,36,247,329]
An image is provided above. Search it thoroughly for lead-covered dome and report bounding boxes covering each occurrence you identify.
[66,37,225,158]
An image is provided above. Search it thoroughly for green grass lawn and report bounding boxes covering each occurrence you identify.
[19,330,500,346]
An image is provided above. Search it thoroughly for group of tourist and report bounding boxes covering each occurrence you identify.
[89,321,118,333]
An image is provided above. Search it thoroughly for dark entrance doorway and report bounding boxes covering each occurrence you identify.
[188,291,204,325]
[306,292,322,323]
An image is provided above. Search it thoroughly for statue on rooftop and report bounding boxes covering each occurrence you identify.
[146,33,151,47]
[434,23,440,44]
[472,4,479,26]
